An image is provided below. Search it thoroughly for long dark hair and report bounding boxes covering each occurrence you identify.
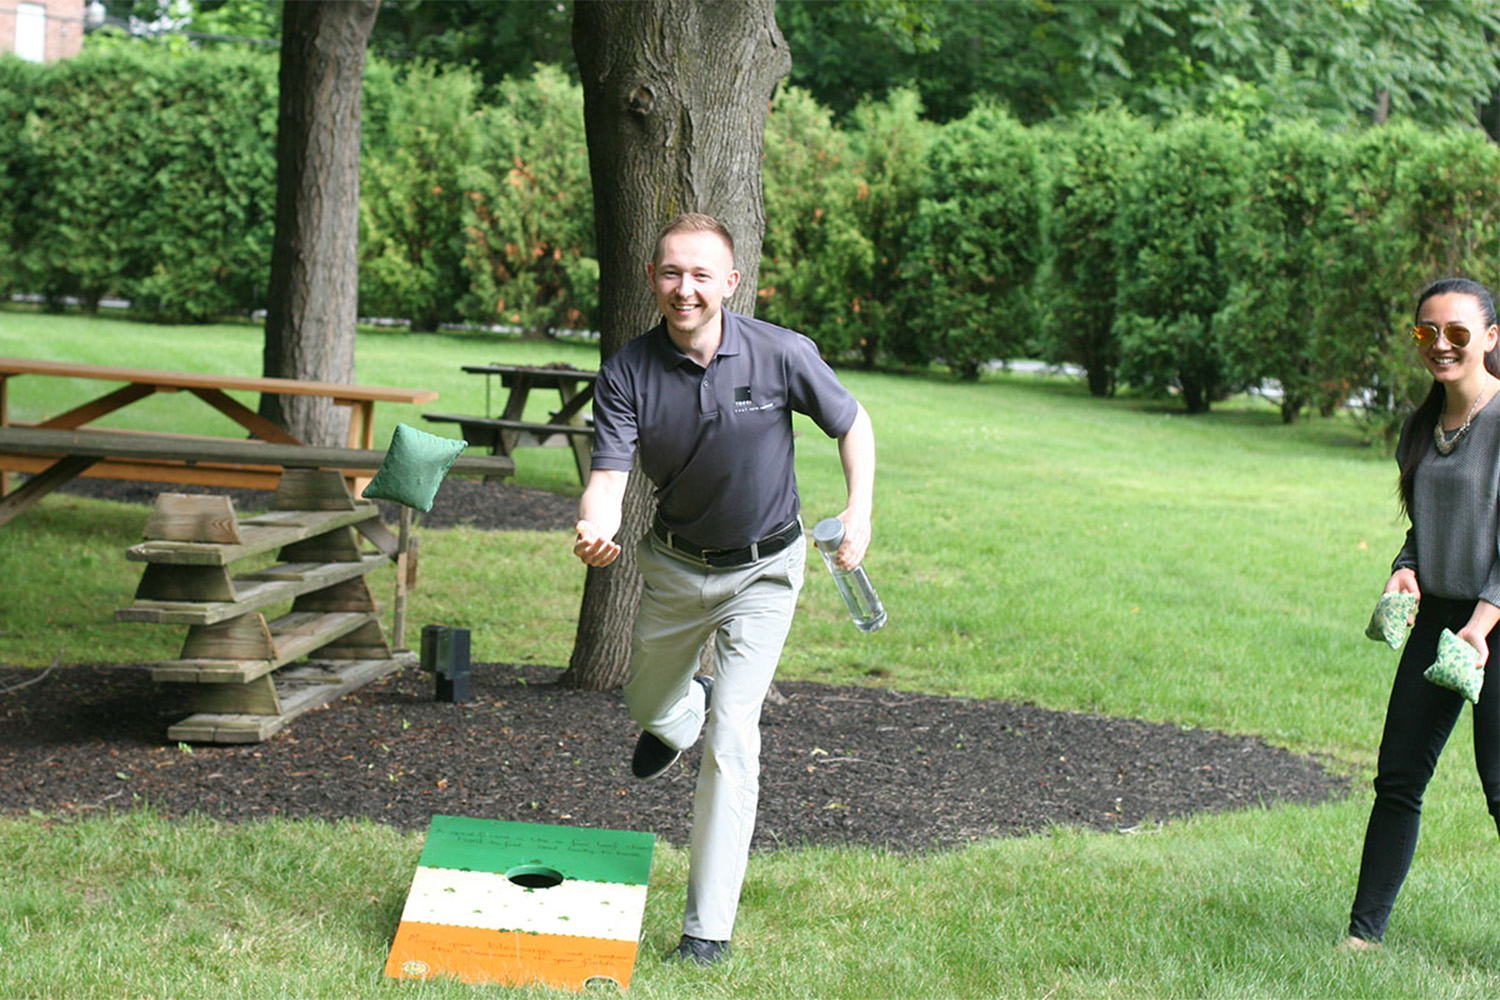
[1398,276,1500,517]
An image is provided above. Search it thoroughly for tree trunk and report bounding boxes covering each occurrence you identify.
[559,0,791,691]
[260,0,379,447]
[1084,363,1113,398]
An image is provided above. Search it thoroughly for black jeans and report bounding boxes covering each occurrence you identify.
[1348,597,1500,942]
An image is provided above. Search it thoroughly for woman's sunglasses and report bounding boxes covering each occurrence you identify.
[1412,322,1474,348]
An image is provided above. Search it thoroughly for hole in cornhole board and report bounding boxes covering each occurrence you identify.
[583,975,623,989]
[506,864,564,889]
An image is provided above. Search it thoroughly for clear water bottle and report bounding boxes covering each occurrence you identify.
[812,517,886,632]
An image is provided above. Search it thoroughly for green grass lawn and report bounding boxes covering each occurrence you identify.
[4,311,1498,998]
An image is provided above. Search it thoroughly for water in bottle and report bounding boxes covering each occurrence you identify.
[811,517,886,632]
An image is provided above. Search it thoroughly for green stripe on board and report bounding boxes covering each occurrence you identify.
[418,815,654,886]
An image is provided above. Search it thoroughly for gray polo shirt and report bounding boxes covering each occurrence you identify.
[591,309,859,549]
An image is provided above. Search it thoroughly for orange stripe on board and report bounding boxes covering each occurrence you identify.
[384,920,640,990]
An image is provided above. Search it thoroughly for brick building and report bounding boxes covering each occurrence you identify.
[0,0,85,63]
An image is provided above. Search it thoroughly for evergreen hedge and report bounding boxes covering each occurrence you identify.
[3,49,1499,428]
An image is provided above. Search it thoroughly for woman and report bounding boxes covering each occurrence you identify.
[1344,276,1500,950]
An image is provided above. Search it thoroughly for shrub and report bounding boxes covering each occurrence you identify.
[1317,123,1439,441]
[1216,119,1349,422]
[0,57,42,298]
[122,50,277,321]
[1112,116,1249,413]
[457,64,596,337]
[844,88,932,369]
[894,103,1045,379]
[17,47,276,320]
[20,49,161,310]
[1037,109,1150,397]
[360,59,482,331]
[759,86,873,358]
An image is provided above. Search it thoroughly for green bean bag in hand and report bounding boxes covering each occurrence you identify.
[1366,591,1418,649]
[1424,629,1484,704]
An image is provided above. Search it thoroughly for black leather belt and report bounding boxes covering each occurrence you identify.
[651,518,801,568]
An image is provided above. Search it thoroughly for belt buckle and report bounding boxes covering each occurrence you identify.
[698,546,732,567]
[674,535,717,567]
[658,523,706,566]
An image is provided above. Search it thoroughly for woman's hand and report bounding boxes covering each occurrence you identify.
[1384,568,1421,630]
[1457,625,1491,670]
[1385,567,1420,598]
[1459,600,1500,669]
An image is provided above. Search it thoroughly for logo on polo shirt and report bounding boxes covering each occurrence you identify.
[733,385,774,413]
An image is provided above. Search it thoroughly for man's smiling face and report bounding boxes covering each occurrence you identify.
[648,229,740,345]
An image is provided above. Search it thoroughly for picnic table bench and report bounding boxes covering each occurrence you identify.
[0,356,510,525]
[0,426,513,527]
[423,363,596,484]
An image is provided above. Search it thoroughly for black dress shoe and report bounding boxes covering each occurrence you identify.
[630,730,681,780]
[670,934,731,965]
[630,676,714,781]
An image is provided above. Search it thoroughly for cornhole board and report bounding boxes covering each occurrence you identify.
[385,815,656,990]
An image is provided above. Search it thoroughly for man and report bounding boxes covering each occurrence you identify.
[572,213,876,965]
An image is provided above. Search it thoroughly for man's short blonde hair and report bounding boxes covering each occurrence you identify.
[653,213,736,264]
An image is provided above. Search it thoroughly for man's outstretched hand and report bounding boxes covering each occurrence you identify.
[574,519,621,567]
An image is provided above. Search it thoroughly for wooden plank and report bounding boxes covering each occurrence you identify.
[0,356,438,404]
[274,654,411,715]
[142,494,243,544]
[355,516,399,557]
[167,714,282,744]
[292,575,378,613]
[179,613,275,661]
[183,673,282,715]
[117,553,388,624]
[393,505,411,649]
[272,468,355,511]
[164,652,414,744]
[0,427,514,477]
[0,453,287,491]
[134,563,238,603]
[127,505,379,565]
[239,560,344,581]
[279,525,364,563]
[38,382,158,430]
[315,618,392,660]
[0,454,99,527]
[422,413,595,436]
[153,611,377,682]
[186,387,302,444]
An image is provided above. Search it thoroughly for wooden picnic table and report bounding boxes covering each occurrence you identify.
[423,362,597,484]
[0,356,453,522]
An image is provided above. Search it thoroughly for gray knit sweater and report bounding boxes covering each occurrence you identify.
[1394,394,1500,605]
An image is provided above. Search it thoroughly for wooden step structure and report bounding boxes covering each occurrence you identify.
[116,469,417,744]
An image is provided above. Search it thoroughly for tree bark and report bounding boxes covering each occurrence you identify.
[260,0,379,447]
[560,0,791,690]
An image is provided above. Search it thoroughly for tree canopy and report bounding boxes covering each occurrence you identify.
[94,0,1500,138]
[778,0,1500,134]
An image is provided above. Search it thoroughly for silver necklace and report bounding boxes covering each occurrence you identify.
[1434,389,1490,454]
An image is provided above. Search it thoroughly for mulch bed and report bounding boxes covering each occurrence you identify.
[0,476,1348,849]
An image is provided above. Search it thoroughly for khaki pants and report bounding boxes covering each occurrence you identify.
[623,529,806,941]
